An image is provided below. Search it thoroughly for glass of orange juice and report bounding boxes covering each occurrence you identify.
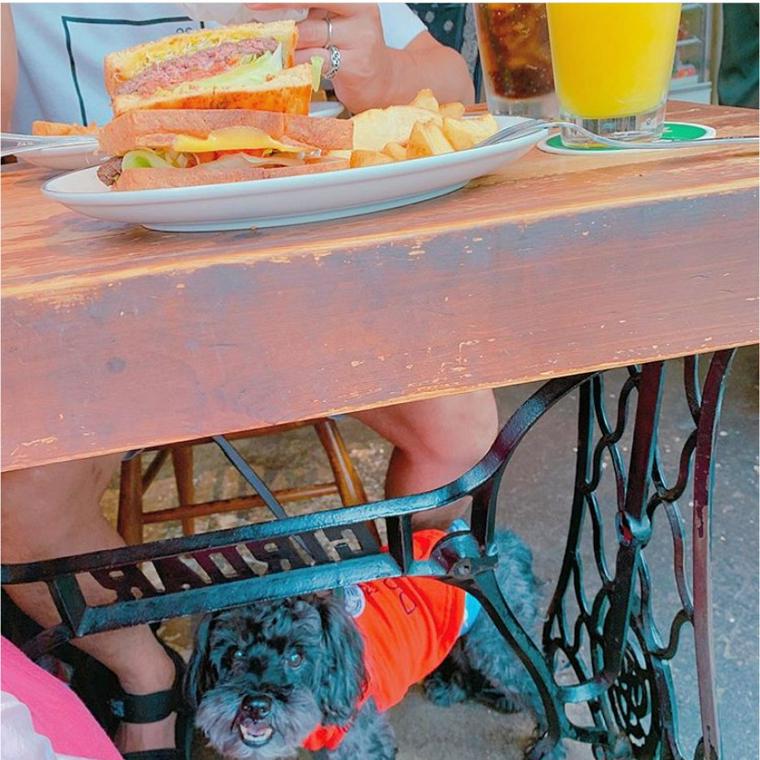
[546,3,681,146]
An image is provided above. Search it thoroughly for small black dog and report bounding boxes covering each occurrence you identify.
[186,530,559,759]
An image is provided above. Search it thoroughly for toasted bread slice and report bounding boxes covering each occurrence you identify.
[281,115,354,151]
[113,156,350,191]
[104,21,297,95]
[99,110,286,154]
[98,109,353,155]
[110,62,312,116]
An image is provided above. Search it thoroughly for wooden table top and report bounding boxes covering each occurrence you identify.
[2,101,758,471]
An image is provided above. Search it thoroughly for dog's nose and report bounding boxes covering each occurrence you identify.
[242,695,272,719]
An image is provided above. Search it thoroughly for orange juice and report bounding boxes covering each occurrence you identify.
[547,3,680,119]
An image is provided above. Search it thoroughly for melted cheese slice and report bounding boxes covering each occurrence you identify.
[172,127,304,154]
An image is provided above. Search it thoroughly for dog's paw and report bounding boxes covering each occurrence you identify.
[474,686,525,714]
[422,670,468,707]
[525,732,567,760]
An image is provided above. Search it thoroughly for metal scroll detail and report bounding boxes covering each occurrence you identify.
[1,373,591,678]
[543,350,736,760]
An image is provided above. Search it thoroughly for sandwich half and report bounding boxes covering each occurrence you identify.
[104,21,312,115]
[97,109,353,190]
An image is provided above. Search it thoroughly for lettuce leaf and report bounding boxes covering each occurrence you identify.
[122,149,174,169]
[197,44,284,89]
[310,56,322,92]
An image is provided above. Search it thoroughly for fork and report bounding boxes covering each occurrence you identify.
[477,119,760,150]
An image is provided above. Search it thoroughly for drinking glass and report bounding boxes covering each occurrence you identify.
[546,3,681,146]
[475,4,556,118]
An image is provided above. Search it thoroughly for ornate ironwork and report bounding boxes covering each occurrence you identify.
[544,350,735,759]
[1,351,736,759]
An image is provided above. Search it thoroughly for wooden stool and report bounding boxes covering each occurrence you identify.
[117,418,367,544]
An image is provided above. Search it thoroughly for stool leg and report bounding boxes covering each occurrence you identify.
[118,454,144,545]
[314,419,379,545]
[171,445,196,536]
[314,419,368,506]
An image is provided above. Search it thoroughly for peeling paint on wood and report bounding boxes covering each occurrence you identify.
[2,102,758,471]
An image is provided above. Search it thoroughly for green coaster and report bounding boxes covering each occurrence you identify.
[538,122,717,155]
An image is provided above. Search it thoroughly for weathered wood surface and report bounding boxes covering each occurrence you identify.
[2,102,757,471]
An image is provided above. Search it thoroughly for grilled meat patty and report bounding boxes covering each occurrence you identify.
[116,38,279,98]
[97,156,123,186]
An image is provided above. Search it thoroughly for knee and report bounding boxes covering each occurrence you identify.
[1,454,120,553]
[459,393,499,458]
[421,391,499,466]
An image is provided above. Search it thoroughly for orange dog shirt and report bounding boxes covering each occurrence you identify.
[303,529,466,751]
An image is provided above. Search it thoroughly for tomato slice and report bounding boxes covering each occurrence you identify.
[214,148,268,158]
[192,148,273,165]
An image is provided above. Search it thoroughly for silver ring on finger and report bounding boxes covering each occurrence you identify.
[323,45,342,81]
[324,15,333,47]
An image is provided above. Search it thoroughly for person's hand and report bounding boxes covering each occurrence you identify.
[246,4,393,113]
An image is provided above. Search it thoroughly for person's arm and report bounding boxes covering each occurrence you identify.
[1,4,18,131]
[248,3,474,113]
[383,31,474,109]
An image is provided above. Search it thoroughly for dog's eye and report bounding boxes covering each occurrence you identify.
[232,649,246,661]
[285,651,303,669]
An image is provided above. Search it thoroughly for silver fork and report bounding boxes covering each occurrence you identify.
[477,118,760,150]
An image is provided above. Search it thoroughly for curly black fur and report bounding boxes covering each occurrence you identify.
[186,531,564,759]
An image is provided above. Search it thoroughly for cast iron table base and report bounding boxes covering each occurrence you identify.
[1,351,735,759]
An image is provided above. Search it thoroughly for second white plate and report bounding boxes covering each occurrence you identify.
[20,139,104,171]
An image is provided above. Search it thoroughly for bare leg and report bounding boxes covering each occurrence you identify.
[1,455,177,754]
[353,389,498,529]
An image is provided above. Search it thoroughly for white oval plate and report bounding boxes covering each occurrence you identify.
[20,139,105,171]
[42,116,544,232]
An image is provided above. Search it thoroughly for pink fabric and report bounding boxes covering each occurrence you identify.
[0,637,121,760]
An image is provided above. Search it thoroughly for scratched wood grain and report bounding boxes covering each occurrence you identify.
[2,102,758,471]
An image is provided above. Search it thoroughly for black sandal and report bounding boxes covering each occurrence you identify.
[107,642,193,760]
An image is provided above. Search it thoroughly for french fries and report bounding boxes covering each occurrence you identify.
[349,91,500,165]
[350,149,394,168]
[406,122,454,158]
[442,114,500,150]
[382,142,407,161]
[409,88,439,113]
[351,105,441,151]
[439,102,466,119]
[32,120,99,136]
